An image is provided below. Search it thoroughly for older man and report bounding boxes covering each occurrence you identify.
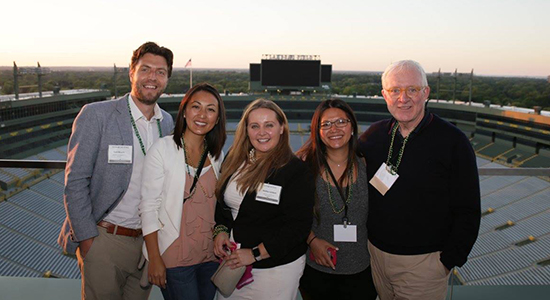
[359,60,480,300]
[58,42,174,300]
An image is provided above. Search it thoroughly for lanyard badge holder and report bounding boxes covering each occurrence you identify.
[324,159,357,242]
[370,122,408,196]
[182,137,208,203]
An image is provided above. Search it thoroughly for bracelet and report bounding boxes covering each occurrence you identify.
[307,236,317,246]
[212,225,229,240]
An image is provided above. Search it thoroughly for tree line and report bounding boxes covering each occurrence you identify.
[0,69,548,110]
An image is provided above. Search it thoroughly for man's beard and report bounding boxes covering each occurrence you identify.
[132,82,164,105]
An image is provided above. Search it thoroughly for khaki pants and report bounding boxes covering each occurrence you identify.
[368,241,450,300]
[76,226,151,300]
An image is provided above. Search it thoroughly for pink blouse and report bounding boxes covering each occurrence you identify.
[162,166,217,267]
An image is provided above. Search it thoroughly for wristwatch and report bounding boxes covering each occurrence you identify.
[252,246,262,262]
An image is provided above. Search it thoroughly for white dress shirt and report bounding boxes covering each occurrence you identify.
[104,95,163,229]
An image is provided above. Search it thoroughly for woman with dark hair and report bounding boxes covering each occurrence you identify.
[213,99,314,300]
[296,99,377,300]
[139,83,226,300]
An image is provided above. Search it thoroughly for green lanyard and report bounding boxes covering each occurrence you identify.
[127,99,162,156]
[385,122,410,175]
[181,137,208,201]
[324,160,354,217]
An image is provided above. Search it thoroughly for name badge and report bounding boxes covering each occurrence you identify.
[255,183,282,205]
[334,224,357,242]
[108,145,132,164]
[369,162,399,196]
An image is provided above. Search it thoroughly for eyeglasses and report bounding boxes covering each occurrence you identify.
[384,86,426,98]
[320,118,351,130]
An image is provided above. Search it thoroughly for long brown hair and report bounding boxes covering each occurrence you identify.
[296,99,360,221]
[296,98,359,183]
[173,83,226,159]
[216,99,294,198]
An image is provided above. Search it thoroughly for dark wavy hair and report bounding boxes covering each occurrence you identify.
[173,83,226,159]
[130,42,174,78]
[296,99,360,221]
[297,98,359,180]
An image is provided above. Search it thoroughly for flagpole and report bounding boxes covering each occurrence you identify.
[185,58,193,89]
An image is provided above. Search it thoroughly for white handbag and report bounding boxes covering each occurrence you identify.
[211,259,246,297]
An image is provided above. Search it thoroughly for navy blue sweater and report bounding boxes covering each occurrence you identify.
[358,113,481,270]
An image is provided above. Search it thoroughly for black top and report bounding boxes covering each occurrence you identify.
[215,156,315,269]
[358,113,481,270]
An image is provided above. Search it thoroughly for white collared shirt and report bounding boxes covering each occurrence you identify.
[104,95,163,229]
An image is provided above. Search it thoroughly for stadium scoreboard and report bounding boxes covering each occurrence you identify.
[249,54,332,94]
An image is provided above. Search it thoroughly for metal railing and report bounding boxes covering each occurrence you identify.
[0,159,549,177]
[0,159,66,169]
[478,167,550,176]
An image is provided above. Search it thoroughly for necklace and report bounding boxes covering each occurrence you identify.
[385,123,410,175]
[327,156,348,168]
[324,160,354,214]
[197,180,215,198]
[127,99,162,156]
[181,136,207,200]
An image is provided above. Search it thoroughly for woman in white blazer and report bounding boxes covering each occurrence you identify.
[140,83,226,300]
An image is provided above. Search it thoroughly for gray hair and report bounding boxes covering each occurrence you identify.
[381,60,428,89]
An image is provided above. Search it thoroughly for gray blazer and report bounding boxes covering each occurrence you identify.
[58,95,174,254]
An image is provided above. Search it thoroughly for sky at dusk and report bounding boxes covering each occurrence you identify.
[2,0,549,77]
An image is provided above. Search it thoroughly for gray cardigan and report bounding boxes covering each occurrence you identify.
[307,157,370,275]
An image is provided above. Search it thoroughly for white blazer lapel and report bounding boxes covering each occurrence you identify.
[164,144,187,234]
